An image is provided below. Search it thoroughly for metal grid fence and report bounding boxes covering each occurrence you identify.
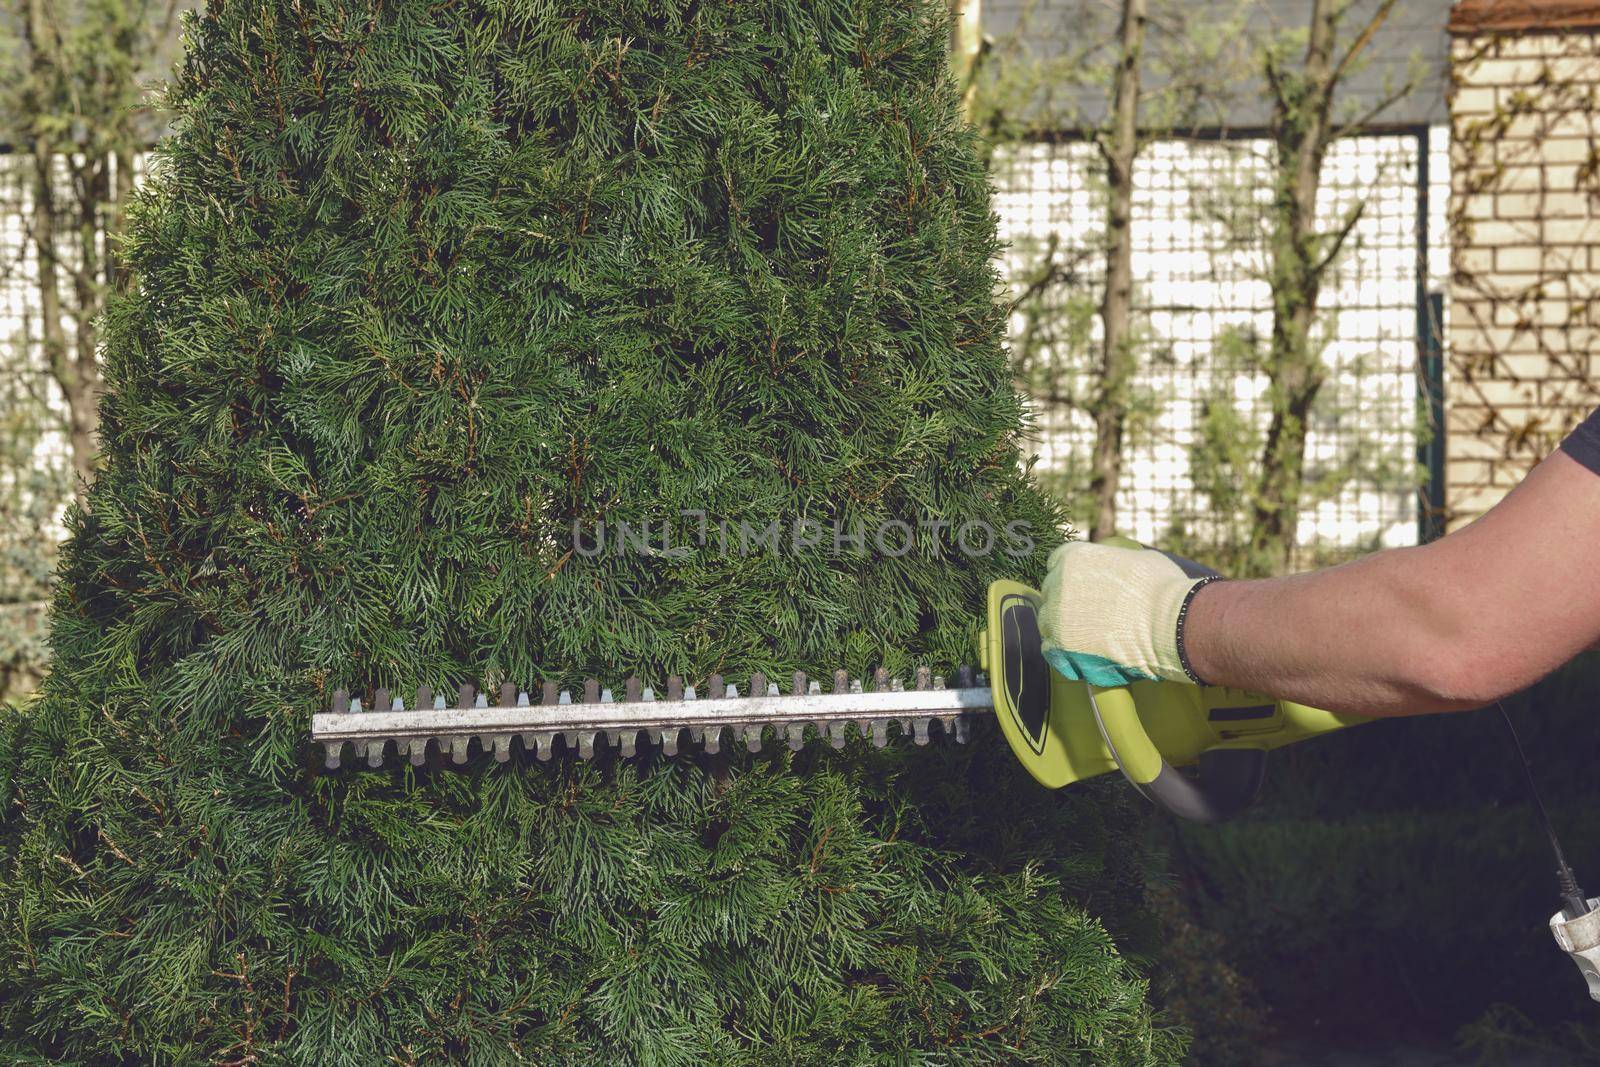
[992,128,1451,560]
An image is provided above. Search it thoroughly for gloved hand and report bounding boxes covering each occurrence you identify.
[1036,540,1220,687]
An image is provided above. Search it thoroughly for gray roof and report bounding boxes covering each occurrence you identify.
[980,0,1451,131]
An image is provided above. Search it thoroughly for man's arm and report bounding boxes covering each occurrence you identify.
[1184,449,1600,716]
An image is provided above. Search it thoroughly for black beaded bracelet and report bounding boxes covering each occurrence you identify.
[1174,575,1225,686]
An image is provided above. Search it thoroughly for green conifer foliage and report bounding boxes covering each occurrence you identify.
[0,1,1181,1061]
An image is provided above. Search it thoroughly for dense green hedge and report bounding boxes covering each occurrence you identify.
[0,2,1180,1062]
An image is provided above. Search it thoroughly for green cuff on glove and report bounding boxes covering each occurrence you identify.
[1042,647,1159,688]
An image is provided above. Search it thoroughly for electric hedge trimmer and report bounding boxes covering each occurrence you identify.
[313,540,1368,823]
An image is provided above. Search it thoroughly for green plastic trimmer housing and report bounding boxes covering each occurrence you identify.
[979,568,1371,822]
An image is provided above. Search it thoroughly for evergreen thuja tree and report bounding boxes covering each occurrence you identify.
[0,2,1183,1062]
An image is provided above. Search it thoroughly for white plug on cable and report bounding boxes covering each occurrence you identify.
[1496,702,1596,1002]
[1551,898,1600,1002]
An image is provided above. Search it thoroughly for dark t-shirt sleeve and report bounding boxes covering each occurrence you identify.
[1560,406,1600,476]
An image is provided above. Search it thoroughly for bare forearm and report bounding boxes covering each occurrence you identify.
[1183,452,1600,716]
[1184,549,1486,716]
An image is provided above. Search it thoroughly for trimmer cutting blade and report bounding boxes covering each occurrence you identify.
[313,669,990,770]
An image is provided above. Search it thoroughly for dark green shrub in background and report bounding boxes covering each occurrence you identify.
[0,1,1181,1062]
[1168,654,1600,1060]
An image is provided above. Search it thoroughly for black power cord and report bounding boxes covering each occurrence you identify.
[1495,700,1590,920]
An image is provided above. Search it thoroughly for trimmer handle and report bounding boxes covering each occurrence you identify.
[1087,686,1267,822]
[1091,536,1267,823]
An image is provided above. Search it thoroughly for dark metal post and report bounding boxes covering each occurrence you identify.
[1415,127,1447,543]
[1418,291,1446,542]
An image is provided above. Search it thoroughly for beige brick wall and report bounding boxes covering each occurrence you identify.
[1448,25,1600,529]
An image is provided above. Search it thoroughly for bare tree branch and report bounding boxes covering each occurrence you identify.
[1328,0,1400,91]
[1330,68,1428,142]
[1310,199,1368,278]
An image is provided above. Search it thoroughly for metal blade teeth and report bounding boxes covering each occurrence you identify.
[316,665,985,770]
[611,728,638,758]
[828,720,848,749]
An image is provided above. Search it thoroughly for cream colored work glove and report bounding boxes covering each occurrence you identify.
[1036,540,1220,687]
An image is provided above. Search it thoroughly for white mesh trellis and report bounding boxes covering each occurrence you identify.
[992,128,1451,561]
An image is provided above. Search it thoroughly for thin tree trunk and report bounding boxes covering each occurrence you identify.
[25,0,102,499]
[73,150,108,392]
[29,109,99,500]
[1250,0,1336,569]
[107,4,144,292]
[1249,0,1398,571]
[1252,132,1329,566]
[1087,0,1146,541]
